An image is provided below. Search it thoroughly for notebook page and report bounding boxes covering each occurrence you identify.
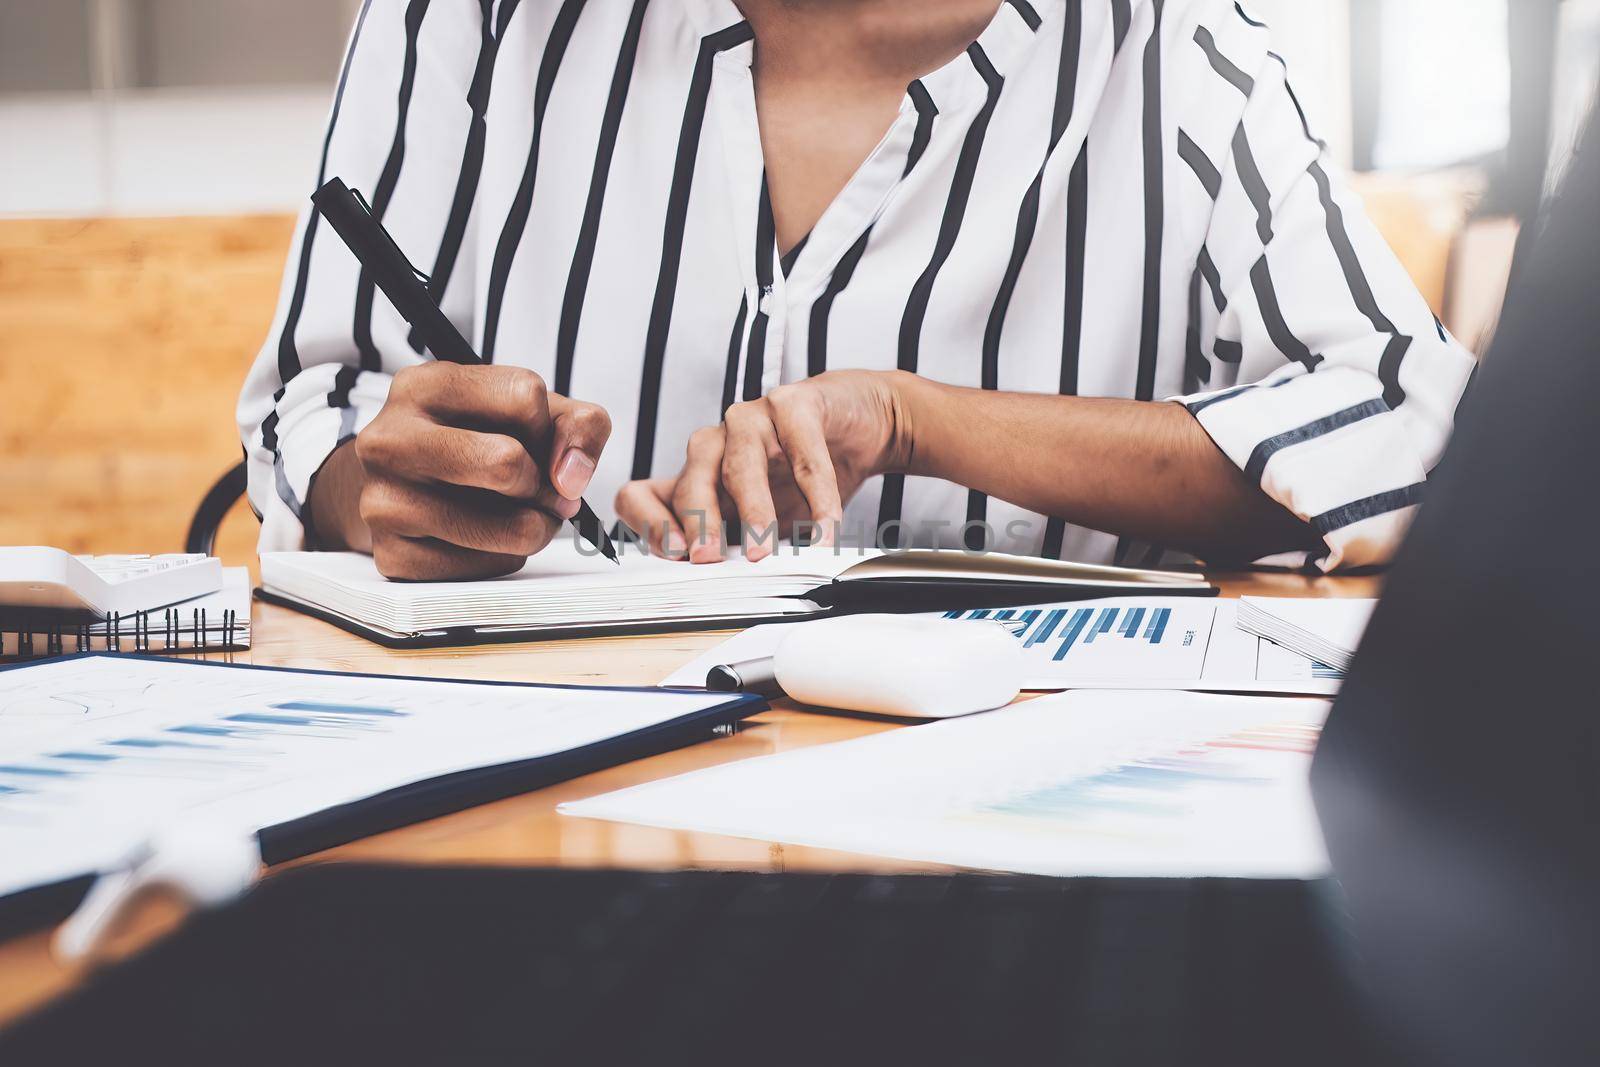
[838,549,1206,586]
[261,540,879,633]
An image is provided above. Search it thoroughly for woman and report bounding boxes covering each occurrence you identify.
[238,0,1473,578]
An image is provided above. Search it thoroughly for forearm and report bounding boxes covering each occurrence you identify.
[895,374,1319,563]
[306,440,373,553]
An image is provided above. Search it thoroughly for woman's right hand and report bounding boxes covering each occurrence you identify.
[310,363,611,580]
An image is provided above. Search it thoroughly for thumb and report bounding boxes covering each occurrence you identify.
[548,397,612,501]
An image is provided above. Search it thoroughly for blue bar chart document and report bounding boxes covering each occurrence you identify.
[564,692,1332,879]
[0,656,747,903]
[939,599,1341,691]
[969,603,1200,672]
[662,598,1344,696]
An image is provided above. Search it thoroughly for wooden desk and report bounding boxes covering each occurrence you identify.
[0,570,1376,1026]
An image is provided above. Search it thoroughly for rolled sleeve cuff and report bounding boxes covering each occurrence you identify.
[1174,366,1428,571]
[246,368,392,553]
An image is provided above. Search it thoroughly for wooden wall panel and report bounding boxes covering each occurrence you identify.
[0,214,295,572]
[1348,171,1478,323]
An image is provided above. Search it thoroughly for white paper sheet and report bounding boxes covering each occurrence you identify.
[562,691,1332,878]
[662,598,1343,695]
[1237,597,1377,672]
[0,656,741,900]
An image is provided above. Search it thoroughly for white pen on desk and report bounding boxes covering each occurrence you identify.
[54,822,261,964]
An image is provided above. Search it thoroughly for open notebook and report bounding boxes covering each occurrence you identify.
[259,539,1214,647]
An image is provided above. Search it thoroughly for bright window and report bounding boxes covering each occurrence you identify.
[1373,0,1511,170]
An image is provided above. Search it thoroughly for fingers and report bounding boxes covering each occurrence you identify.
[765,385,843,545]
[547,396,612,508]
[391,362,554,445]
[387,364,612,511]
[662,386,847,562]
[721,404,782,561]
[360,479,562,558]
[361,364,617,575]
[356,418,543,499]
[615,479,688,560]
[370,534,528,582]
[673,427,728,564]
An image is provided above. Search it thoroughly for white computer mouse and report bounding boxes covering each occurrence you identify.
[772,614,1023,718]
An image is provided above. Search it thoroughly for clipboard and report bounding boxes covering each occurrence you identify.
[0,655,766,936]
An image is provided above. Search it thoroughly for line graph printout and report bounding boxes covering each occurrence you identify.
[564,691,1333,879]
[0,656,738,901]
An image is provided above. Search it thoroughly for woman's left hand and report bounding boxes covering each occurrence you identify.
[615,370,915,562]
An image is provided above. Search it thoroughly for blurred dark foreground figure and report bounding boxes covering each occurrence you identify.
[1313,102,1600,1067]
[0,867,1366,1066]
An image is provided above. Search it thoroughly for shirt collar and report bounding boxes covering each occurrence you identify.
[915,1,1055,115]
[684,1,1054,114]
[682,0,747,39]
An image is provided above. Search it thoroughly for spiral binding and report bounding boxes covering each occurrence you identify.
[3,607,243,659]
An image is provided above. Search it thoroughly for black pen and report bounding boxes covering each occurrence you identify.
[311,176,618,564]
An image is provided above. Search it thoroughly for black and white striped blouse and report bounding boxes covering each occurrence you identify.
[238,0,1476,569]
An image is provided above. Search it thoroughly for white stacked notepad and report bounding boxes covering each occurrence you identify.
[260,538,1211,645]
[0,549,251,658]
[0,549,222,616]
[1235,596,1377,672]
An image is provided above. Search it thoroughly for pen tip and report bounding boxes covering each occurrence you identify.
[567,500,621,564]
